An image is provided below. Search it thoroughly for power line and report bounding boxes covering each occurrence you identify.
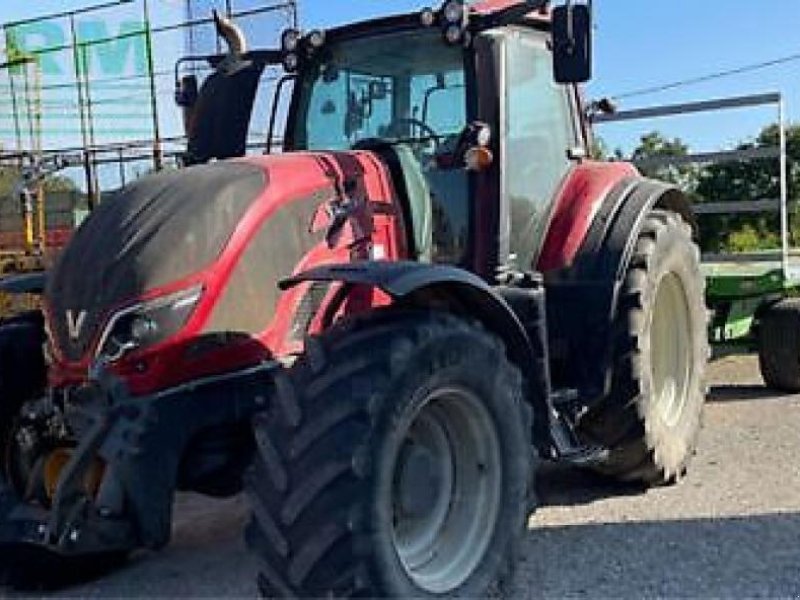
[613,52,800,100]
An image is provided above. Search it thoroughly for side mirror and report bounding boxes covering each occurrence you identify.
[552,3,593,84]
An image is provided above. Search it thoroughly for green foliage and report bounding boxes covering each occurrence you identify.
[0,165,78,198]
[628,124,800,254]
[589,136,608,160]
[725,224,780,253]
[631,131,701,193]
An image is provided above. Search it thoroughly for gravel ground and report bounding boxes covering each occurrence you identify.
[13,354,800,598]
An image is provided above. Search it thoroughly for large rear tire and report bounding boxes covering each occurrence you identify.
[577,209,708,484]
[245,311,533,598]
[757,298,800,392]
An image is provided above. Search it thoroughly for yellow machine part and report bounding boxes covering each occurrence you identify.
[43,448,105,501]
[0,250,45,319]
[0,290,41,320]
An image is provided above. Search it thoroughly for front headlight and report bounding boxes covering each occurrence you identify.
[95,286,203,362]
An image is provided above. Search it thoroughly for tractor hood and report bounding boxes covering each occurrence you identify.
[46,161,266,362]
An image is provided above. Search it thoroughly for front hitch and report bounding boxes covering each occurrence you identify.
[0,359,280,587]
[0,371,142,588]
[0,371,143,558]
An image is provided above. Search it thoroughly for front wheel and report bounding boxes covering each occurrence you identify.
[245,311,533,598]
[578,209,708,484]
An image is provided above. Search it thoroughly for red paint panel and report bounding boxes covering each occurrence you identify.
[470,0,551,21]
[0,228,72,251]
[537,161,638,272]
[47,151,405,395]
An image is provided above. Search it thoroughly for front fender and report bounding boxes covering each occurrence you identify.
[282,260,537,390]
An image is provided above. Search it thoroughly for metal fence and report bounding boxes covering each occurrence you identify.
[593,92,794,280]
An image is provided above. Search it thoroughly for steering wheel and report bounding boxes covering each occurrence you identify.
[386,117,441,155]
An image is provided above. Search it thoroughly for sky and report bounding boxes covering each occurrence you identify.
[296,0,800,154]
[0,0,798,159]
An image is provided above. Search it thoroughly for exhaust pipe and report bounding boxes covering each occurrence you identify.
[177,11,250,141]
[213,9,248,58]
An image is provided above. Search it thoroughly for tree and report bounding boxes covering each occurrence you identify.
[695,124,800,252]
[631,131,701,194]
[0,165,79,198]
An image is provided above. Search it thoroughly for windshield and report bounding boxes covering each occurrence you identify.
[292,29,468,151]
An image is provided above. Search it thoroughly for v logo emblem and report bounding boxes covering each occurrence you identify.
[65,309,87,341]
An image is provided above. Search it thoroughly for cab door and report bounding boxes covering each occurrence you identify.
[501,27,584,271]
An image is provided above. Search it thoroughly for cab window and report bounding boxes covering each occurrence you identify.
[504,28,577,268]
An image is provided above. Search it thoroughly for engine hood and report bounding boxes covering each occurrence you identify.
[46,161,266,362]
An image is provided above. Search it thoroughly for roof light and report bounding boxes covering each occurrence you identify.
[420,7,436,27]
[444,24,463,45]
[281,28,300,53]
[307,29,326,50]
[443,0,465,25]
[283,52,299,73]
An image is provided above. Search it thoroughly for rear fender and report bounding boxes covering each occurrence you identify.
[545,177,697,404]
[538,161,639,273]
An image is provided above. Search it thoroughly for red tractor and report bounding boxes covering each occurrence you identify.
[0,1,707,596]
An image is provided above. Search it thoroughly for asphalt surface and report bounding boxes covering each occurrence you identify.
[13,354,800,598]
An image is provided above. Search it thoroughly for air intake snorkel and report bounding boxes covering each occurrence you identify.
[212,9,250,75]
[175,10,251,138]
[175,11,265,165]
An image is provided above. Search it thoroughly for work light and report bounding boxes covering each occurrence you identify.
[443,0,465,24]
[440,0,468,45]
[307,30,326,49]
[283,52,299,73]
[420,7,436,27]
[281,28,300,53]
[444,24,463,45]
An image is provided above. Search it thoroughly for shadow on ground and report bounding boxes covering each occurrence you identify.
[536,463,647,508]
[709,384,778,403]
[16,494,259,598]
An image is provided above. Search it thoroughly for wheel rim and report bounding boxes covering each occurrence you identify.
[651,272,693,427]
[391,386,502,594]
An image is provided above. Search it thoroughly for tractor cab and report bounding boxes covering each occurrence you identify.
[178,0,593,276]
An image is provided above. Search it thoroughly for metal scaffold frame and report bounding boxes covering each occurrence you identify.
[594,92,792,279]
[0,0,297,203]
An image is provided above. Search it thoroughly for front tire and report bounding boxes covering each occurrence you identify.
[245,311,533,598]
[578,209,708,484]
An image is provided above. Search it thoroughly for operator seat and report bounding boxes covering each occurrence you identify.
[353,140,433,262]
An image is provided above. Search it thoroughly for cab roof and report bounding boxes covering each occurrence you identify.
[324,1,552,43]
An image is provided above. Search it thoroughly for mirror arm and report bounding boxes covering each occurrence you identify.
[472,0,551,30]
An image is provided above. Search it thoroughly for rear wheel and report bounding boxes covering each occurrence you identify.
[578,209,708,484]
[757,298,800,392]
[245,311,533,598]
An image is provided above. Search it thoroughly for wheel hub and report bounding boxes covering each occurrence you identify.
[390,386,502,594]
[395,443,444,519]
[651,272,693,427]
